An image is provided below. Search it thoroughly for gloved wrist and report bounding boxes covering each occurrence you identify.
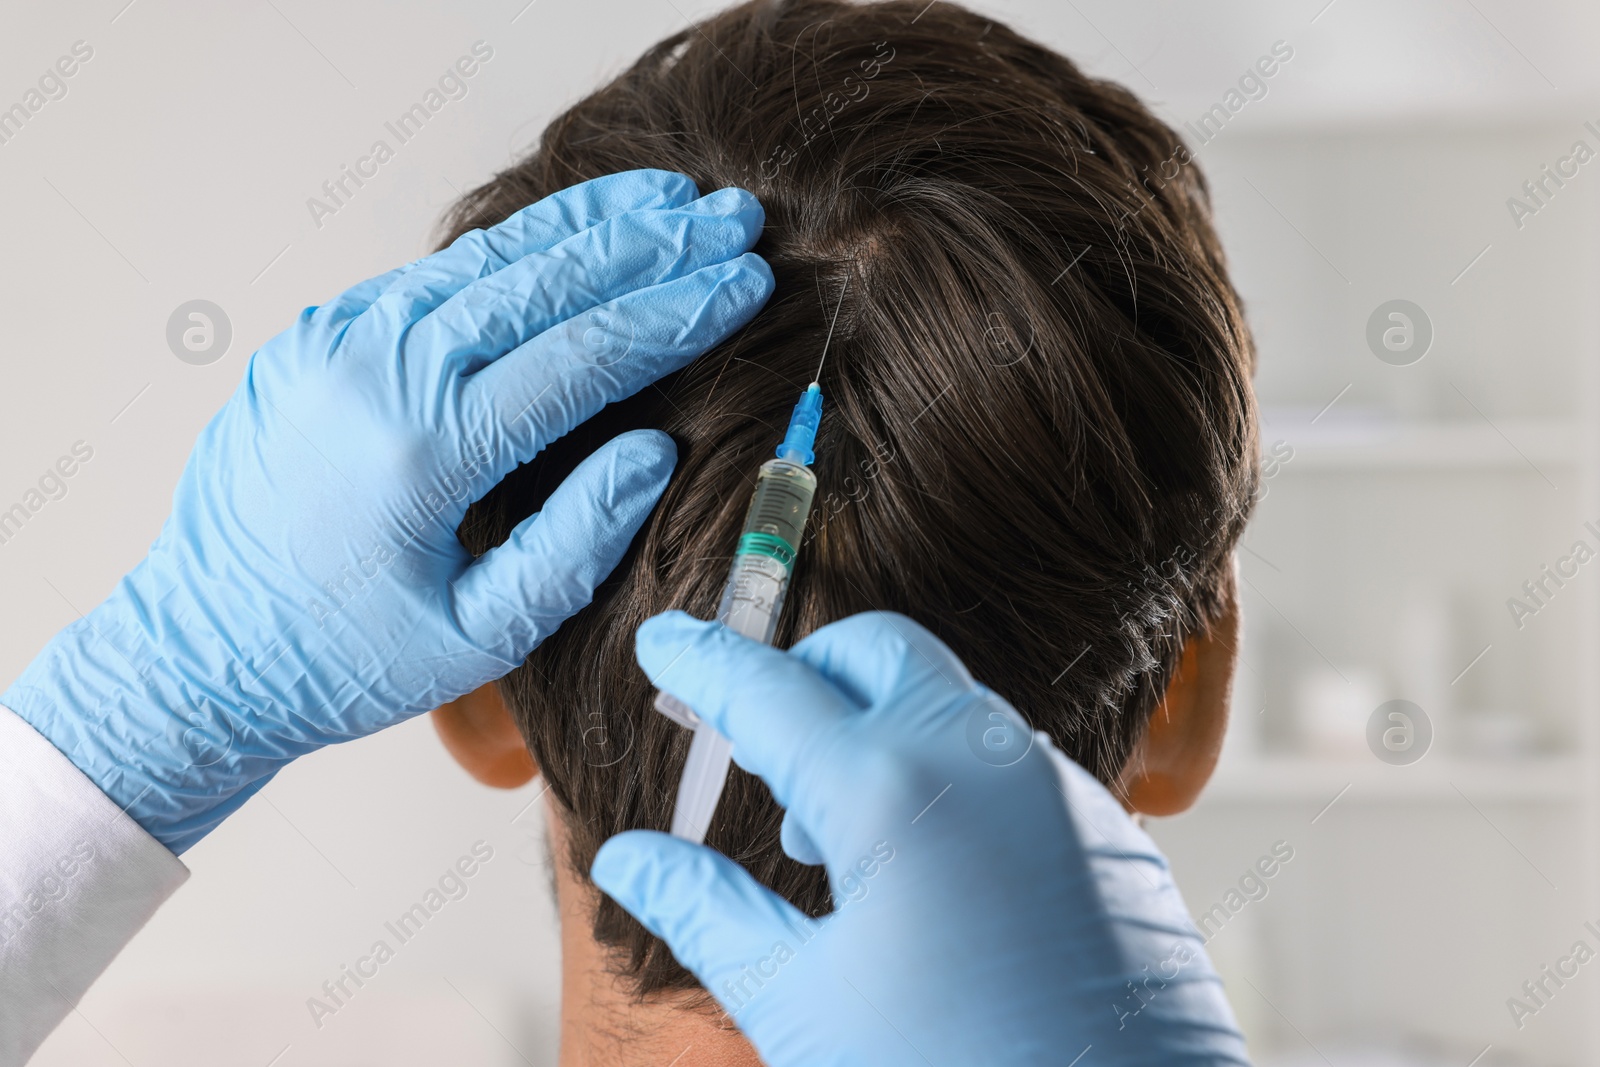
[3,550,289,853]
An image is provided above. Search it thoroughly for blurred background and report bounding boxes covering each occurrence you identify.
[2,0,1597,1063]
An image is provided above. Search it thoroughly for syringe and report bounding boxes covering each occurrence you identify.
[655,382,824,844]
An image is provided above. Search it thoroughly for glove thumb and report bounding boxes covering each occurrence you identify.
[780,810,826,866]
[449,429,675,662]
[593,830,813,1014]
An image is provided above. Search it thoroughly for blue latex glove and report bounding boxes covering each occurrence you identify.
[594,611,1252,1067]
[3,170,773,853]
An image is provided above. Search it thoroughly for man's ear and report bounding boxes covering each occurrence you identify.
[430,682,538,789]
[1116,565,1240,817]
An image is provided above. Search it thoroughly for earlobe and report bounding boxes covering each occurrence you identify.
[1116,570,1239,817]
[430,682,539,789]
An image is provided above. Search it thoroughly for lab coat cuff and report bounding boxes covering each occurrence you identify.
[0,702,189,1066]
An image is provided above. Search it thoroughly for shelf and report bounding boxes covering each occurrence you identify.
[1198,754,1587,803]
[1256,418,1585,471]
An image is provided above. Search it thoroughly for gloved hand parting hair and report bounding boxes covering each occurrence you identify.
[2,170,774,853]
[595,610,1253,1067]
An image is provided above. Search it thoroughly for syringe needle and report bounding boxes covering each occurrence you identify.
[814,274,849,386]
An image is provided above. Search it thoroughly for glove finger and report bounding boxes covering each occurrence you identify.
[406,187,763,380]
[780,811,826,866]
[789,611,978,719]
[636,612,851,824]
[354,169,699,342]
[647,612,984,867]
[447,429,675,665]
[592,830,809,1015]
[311,265,410,328]
[783,616,1001,860]
[462,251,773,486]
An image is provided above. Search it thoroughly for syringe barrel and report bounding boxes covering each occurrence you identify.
[657,456,818,844]
[718,457,817,641]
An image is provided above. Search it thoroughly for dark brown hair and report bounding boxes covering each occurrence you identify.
[448,0,1258,996]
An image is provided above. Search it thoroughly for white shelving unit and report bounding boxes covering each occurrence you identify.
[1145,124,1600,1067]
[1206,756,1586,804]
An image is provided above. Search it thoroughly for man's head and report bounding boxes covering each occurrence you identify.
[433,0,1257,999]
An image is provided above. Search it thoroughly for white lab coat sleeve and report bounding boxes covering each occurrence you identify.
[0,702,189,1066]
